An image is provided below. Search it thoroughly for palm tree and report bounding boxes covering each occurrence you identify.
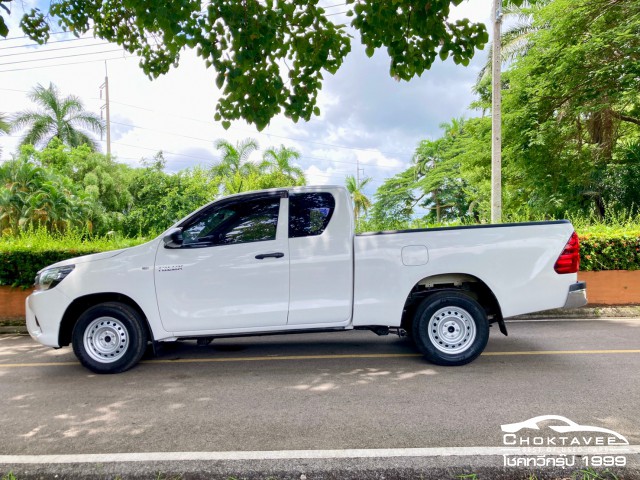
[0,113,9,135]
[260,145,306,185]
[345,174,372,225]
[475,1,547,86]
[211,138,259,178]
[0,158,48,234]
[11,83,104,150]
[0,113,10,157]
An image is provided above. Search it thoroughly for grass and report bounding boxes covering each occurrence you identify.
[454,469,621,480]
[0,228,147,252]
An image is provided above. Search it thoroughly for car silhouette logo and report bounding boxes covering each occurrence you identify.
[501,415,629,445]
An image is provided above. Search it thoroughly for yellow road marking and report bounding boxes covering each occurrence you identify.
[0,361,78,367]
[1,349,640,368]
[143,353,421,364]
[483,349,640,356]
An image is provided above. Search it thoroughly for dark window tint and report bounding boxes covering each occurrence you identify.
[182,197,280,247]
[289,193,335,238]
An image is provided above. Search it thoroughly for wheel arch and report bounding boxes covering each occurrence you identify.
[58,292,154,347]
[400,273,506,335]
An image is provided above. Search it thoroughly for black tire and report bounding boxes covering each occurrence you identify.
[412,291,489,366]
[72,302,148,374]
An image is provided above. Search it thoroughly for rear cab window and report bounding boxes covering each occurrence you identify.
[289,192,335,238]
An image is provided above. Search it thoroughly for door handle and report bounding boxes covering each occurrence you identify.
[255,252,285,260]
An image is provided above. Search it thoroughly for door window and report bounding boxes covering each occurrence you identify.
[182,197,280,247]
[289,192,335,238]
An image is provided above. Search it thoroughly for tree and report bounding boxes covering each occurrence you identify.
[475,1,547,86]
[500,0,640,218]
[345,174,372,225]
[370,167,422,230]
[11,83,104,150]
[211,138,259,178]
[36,139,134,225]
[0,146,102,235]
[371,117,490,227]
[0,113,9,135]
[260,145,306,186]
[0,112,10,156]
[5,0,496,130]
[123,154,219,236]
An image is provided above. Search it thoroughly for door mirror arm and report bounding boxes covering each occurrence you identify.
[163,227,184,249]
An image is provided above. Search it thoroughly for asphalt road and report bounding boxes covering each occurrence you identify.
[1,318,639,479]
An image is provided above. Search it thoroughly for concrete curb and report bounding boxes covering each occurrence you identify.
[1,457,639,480]
[0,325,27,334]
[511,305,640,319]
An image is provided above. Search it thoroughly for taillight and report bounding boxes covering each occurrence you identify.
[554,231,580,274]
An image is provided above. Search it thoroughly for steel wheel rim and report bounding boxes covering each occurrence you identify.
[427,306,477,354]
[83,317,129,363]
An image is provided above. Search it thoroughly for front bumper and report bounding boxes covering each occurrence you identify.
[563,281,587,309]
[26,288,72,347]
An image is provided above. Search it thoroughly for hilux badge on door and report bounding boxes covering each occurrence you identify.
[158,265,183,272]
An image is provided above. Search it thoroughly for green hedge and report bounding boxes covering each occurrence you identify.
[1,247,106,287]
[1,229,638,288]
[579,230,640,271]
[0,234,145,288]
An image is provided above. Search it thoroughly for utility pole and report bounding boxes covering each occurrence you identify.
[356,158,364,185]
[99,62,111,156]
[491,0,503,223]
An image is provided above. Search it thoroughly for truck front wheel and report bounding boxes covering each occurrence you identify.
[72,302,148,374]
[412,292,489,366]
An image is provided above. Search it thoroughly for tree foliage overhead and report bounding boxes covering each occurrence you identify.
[8,0,492,130]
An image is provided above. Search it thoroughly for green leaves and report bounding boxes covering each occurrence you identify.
[0,232,144,287]
[579,231,640,271]
[351,1,488,82]
[12,0,486,130]
[19,8,50,43]
[0,0,10,38]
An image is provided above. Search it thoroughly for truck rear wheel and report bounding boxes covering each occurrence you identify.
[72,302,148,374]
[412,291,489,366]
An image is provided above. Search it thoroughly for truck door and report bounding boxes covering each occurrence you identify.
[154,193,289,333]
[287,191,353,325]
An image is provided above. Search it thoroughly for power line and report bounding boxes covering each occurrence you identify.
[0,29,89,42]
[109,120,403,170]
[0,40,111,58]
[0,48,124,66]
[109,140,382,184]
[320,2,347,9]
[1,87,410,171]
[109,100,411,159]
[0,55,127,73]
[0,34,101,50]
[111,141,212,161]
[326,10,350,17]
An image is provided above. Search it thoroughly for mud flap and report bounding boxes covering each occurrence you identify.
[497,315,508,336]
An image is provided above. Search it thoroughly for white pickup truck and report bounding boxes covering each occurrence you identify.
[26,186,587,373]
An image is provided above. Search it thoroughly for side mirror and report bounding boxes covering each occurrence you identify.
[163,227,184,249]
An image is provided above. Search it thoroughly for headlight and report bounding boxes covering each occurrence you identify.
[34,265,75,291]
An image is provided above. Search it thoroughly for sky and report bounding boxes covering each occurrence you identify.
[0,0,492,206]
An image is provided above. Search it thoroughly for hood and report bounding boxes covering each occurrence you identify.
[38,249,127,273]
